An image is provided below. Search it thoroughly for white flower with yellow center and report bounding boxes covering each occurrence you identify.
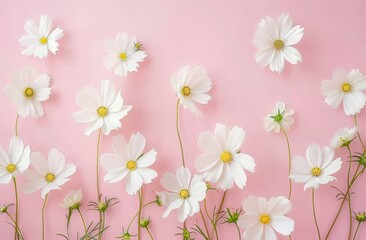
[237,195,294,240]
[100,133,157,195]
[103,32,146,77]
[5,67,51,117]
[171,66,212,115]
[0,137,31,184]
[60,189,83,210]
[23,148,76,198]
[195,123,255,190]
[158,167,206,222]
[73,79,132,136]
[19,15,63,59]
[289,144,342,190]
[264,101,294,133]
[331,127,357,148]
[254,14,304,73]
[321,68,366,116]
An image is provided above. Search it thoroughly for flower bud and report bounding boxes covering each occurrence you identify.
[139,217,151,228]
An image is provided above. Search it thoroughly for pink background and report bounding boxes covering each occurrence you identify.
[1,0,366,239]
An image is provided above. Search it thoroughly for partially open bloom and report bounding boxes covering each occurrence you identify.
[264,101,294,133]
[195,123,255,190]
[100,133,157,195]
[0,137,31,184]
[158,167,206,222]
[171,66,212,115]
[331,127,357,148]
[103,32,146,77]
[289,144,342,190]
[19,15,63,58]
[73,79,132,136]
[23,148,76,198]
[237,195,295,240]
[254,14,304,73]
[60,189,83,210]
[321,68,366,116]
[5,67,51,117]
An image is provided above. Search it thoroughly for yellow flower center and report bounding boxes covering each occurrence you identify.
[40,37,48,45]
[24,87,34,98]
[220,151,233,163]
[6,164,16,173]
[273,39,284,50]
[179,189,190,199]
[259,214,271,224]
[45,173,56,183]
[97,106,108,117]
[119,52,127,61]
[342,82,352,93]
[126,160,137,170]
[311,167,322,177]
[181,86,191,96]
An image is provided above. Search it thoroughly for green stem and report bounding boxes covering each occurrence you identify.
[42,194,49,240]
[15,114,19,137]
[127,200,156,232]
[212,191,227,240]
[5,212,23,239]
[312,189,321,240]
[146,226,154,240]
[96,128,103,240]
[13,177,19,240]
[77,208,88,239]
[138,189,143,240]
[346,146,353,240]
[176,99,185,167]
[352,222,361,240]
[281,126,293,200]
[235,223,241,240]
[200,209,210,239]
[203,198,212,222]
[354,115,365,150]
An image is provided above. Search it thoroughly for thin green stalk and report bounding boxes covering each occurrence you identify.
[200,209,210,239]
[346,146,353,240]
[13,177,19,240]
[352,222,361,240]
[96,128,103,240]
[281,126,293,200]
[42,194,49,240]
[77,208,88,239]
[15,114,19,137]
[175,99,185,167]
[354,115,365,150]
[235,223,241,240]
[5,211,23,239]
[138,189,143,240]
[312,189,321,240]
[211,191,227,240]
[146,226,154,240]
[126,200,156,232]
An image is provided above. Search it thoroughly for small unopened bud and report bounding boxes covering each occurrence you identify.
[139,217,151,228]
[155,195,162,206]
[98,202,107,212]
[356,212,366,222]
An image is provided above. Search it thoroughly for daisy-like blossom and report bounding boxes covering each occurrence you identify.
[0,137,31,184]
[60,189,83,209]
[254,14,304,73]
[289,144,342,190]
[264,101,294,133]
[100,133,157,195]
[19,15,63,59]
[237,195,294,240]
[158,167,206,222]
[5,67,51,117]
[195,123,255,190]
[23,148,76,198]
[171,65,212,115]
[103,32,146,77]
[73,79,132,136]
[331,127,357,148]
[321,68,366,116]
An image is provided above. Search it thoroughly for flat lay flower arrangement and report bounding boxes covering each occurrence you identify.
[0,2,366,240]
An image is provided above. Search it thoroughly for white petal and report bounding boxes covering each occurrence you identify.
[128,133,146,160]
[41,183,61,198]
[48,148,65,174]
[187,198,200,216]
[284,25,304,45]
[271,216,294,235]
[234,153,256,173]
[214,123,228,149]
[125,171,143,195]
[103,168,129,183]
[198,131,222,153]
[177,200,190,222]
[160,172,181,192]
[31,152,49,174]
[227,126,245,153]
[229,161,247,188]
[237,214,259,229]
[84,118,103,136]
[243,223,264,240]
[282,46,302,64]
[189,176,206,202]
[137,149,157,168]
[136,168,157,184]
[100,153,125,172]
[56,164,76,180]
[195,153,220,172]
[176,167,191,189]
[322,158,342,176]
[162,198,183,218]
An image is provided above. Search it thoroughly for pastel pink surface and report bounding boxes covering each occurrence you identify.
[1,0,366,239]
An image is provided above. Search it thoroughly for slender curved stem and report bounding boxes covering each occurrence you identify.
[12,177,19,240]
[352,222,361,240]
[235,223,241,240]
[354,115,365,150]
[311,189,321,240]
[95,128,103,240]
[5,212,23,239]
[42,194,49,240]
[146,226,154,240]
[175,99,185,167]
[204,198,212,222]
[127,200,156,232]
[15,114,19,137]
[138,189,143,240]
[211,191,227,240]
[77,208,88,239]
[346,146,353,240]
[200,209,210,239]
[281,126,293,200]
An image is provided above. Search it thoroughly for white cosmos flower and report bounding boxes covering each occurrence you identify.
[5,67,51,118]
[331,127,357,148]
[103,32,146,77]
[100,133,157,195]
[321,68,366,116]
[289,144,342,190]
[23,148,76,198]
[171,66,212,115]
[19,15,63,59]
[254,14,304,73]
[158,167,206,222]
[264,101,294,133]
[195,123,255,190]
[73,79,132,136]
[60,189,83,209]
[237,195,294,240]
[0,137,31,184]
